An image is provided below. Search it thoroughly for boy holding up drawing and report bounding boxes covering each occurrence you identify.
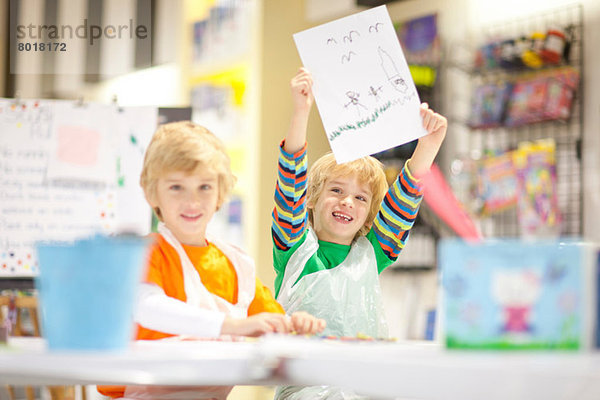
[272,67,446,399]
[99,121,324,400]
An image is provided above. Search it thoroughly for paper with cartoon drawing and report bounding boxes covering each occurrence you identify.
[294,5,427,163]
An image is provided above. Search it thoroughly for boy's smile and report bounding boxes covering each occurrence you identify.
[152,170,219,246]
[310,175,372,245]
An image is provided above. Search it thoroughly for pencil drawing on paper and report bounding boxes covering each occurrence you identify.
[294,6,423,150]
[341,51,357,64]
[344,90,368,117]
[330,94,415,141]
[368,23,383,33]
[368,85,383,101]
[378,46,409,93]
[343,30,360,43]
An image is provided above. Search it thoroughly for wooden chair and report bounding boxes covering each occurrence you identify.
[0,295,84,400]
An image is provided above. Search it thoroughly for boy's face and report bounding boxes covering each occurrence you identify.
[310,174,372,246]
[152,169,219,246]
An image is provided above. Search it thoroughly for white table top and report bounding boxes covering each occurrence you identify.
[0,337,273,386]
[2,336,600,400]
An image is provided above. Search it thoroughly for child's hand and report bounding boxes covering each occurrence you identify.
[284,68,314,153]
[221,313,292,337]
[419,102,447,149]
[409,103,448,177]
[290,67,314,114]
[290,311,326,335]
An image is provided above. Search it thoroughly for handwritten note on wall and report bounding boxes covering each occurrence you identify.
[294,5,427,163]
[0,99,156,277]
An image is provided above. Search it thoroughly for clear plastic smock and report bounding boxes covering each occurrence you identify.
[275,229,388,400]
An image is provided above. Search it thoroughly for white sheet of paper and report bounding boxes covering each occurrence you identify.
[294,5,427,163]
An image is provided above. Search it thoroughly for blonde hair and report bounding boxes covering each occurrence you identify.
[140,121,236,220]
[307,152,388,238]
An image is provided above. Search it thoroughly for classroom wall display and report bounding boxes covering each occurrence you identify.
[439,239,598,350]
[293,5,426,163]
[0,99,157,277]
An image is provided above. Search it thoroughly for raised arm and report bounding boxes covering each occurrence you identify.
[272,68,314,251]
[408,103,448,177]
[371,103,447,263]
[372,162,423,261]
[283,67,314,153]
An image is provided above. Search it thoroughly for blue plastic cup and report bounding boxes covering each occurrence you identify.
[35,235,149,351]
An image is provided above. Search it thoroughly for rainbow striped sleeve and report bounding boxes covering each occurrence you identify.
[271,141,308,251]
[372,160,424,259]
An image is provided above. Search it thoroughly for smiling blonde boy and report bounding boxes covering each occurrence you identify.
[99,121,324,400]
[273,68,447,336]
[271,67,447,400]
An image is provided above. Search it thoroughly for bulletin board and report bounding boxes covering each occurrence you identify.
[0,98,158,278]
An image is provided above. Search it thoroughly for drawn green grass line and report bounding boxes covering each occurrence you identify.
[329,100,393,141]
[328,95,413,141]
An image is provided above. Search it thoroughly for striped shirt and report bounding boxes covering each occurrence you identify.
[272,142,308,251]
[271,141,423,295]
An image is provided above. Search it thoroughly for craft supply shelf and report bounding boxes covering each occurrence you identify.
[451,3,584,238]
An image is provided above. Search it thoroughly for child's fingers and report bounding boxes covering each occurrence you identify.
[294,317,308,334]
[313,318,324,333]
[291,313,304,333]
[262,322,276,335]
[433,114,447,133]
[293,69,313,88]
[293,70,312,82]
[304,317,322,334]
[428,113,447,133]
[292,312,316,334]
[297,67,312,79]
[293,76,313,89]
[268,314,290,334]
[291,77,313,96]
[421,109,433,130]
[251,320,274,336]
[318,319,326,332]
[303,317,314,334]
[422,109,446,133]
[289,312,327,335]
[281,314,293,332]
